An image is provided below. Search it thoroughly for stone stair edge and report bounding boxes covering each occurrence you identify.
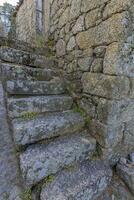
[12,110,85,147]
[19,131,96,186]
[0,36,53,56]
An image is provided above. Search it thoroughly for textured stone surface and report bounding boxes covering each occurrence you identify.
[82,73,130,99]
[41,160,112,200]
[72,15,84,34]
[103,0,131,19]
[80,96,134,149]
[12,110,85,146]
[0,82,22,199]
[100,176,134,200]
[59,7,69,28]
[0,62,59,81]
[70,0,81,20]
[0,46,56,68]
[76,12,129,49]
[8,95,73,118]
[85,8,100,29]
[6,79,65,95]
[117,161,134,194]
[67,36,76,51]
[81,0,108,13]
[91,58,103,72]
[56,39,66,57]
[78,57,92,71]
[20,132,96,186]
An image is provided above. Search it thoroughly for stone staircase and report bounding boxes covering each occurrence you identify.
[0,46,112,199]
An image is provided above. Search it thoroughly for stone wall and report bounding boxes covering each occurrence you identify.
[15,0,51,44]
[15,0,36,43]
[48,0,134,163]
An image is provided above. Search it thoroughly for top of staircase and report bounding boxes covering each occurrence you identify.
[0,36,52,56]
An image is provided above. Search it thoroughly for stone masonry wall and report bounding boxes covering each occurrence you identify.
[16,0,36,43]
[48,0,134,163]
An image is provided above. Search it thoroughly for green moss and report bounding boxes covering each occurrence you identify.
[45,175,55,183]
[73,105,91,126]
[20,112,38,120]
[3,192,9,200]
[20,188,32,200]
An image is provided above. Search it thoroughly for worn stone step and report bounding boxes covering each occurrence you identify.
[0,62,60,81]
[8,95,73,118]
[12,110,85,146]
[6,79,65,95]
[41,160,112,200]
[20,132,96,186]
[0,46,56,68]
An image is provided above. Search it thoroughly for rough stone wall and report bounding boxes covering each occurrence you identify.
[16,0,36,43]
[48,0,134,163]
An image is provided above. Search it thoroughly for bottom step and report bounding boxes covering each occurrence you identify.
[41,160,112,200]
[20,132,96,186]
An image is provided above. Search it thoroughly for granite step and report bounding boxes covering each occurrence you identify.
[0,46,56,68]
[12,110,85,146]
[0,62,60,81]
[20,132,96,186]
[8,95,73,118]
[6,79,65,95]
[41,160,112,200]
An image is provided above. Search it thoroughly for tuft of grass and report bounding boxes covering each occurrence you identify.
[45,175,55,183]
[20,188,32,200]
[73,105,91,126]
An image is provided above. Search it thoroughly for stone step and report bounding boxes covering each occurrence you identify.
[0,62,60,81]
[41,160,112,200]
[8,95,73,118]
[6,79,65,95]
[0,46,56,68]
[20,132,96,186]
[12,110,85,146]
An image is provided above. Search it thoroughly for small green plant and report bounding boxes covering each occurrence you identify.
[20,111,38,120]
[20,188,32,200]
[3,192,9,200]
[73,105,91,126]
[45,175,55,183]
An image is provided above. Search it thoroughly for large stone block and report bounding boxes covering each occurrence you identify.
[103,42,120,75]
[72,15,84,34]
[6,79,65,95]
[56,39,66,57]
[103,41,134,77]
[82,73,130,99]
[59,7,69,28]
[81,97,134,149]
[76,12,130,49]
[20,133,96,186]
[12,110,85,146]
[41,160,112,200]
[69,0,81,20]
[103,0,131,19]
[0,62,59,81]
[85,8,100,29]
[81,0,108,13]
[8,95,73,118]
